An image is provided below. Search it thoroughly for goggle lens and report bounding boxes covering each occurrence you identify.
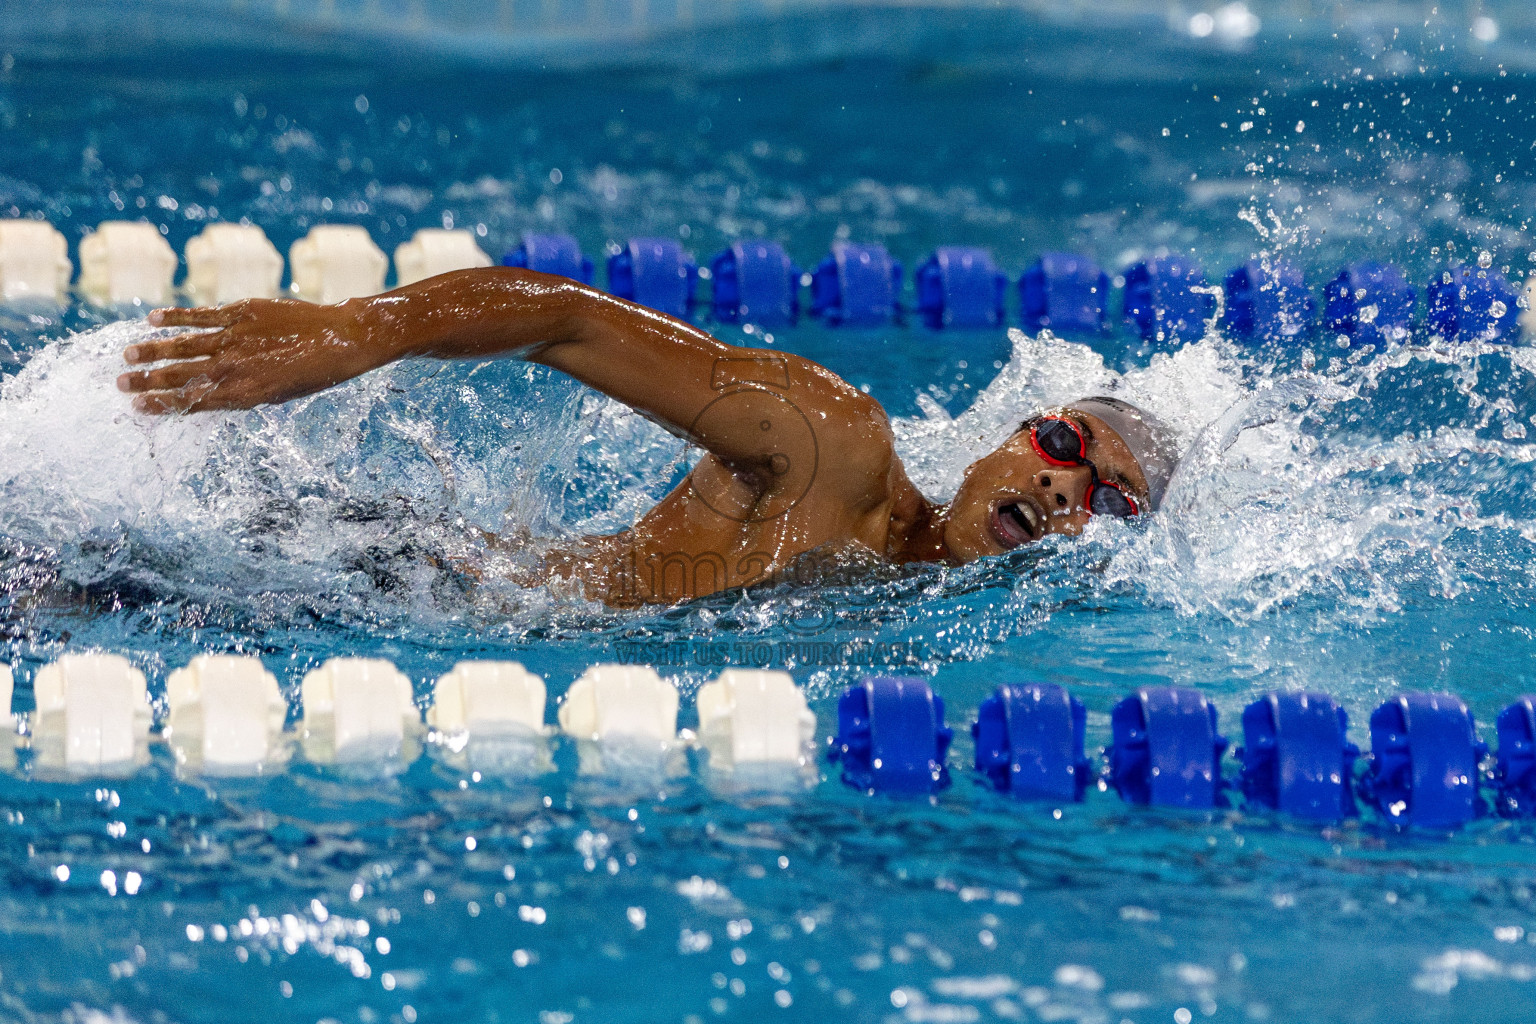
[1031,417,1087,464]
[1088,482,1139,519]
[1027,415,1141,520]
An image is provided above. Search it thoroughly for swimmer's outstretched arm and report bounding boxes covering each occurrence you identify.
[118,268,888,480]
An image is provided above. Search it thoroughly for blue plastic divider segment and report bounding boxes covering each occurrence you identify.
[1323,263,1415,347]
[709,239,799,326]
[810,242,902,326]
[914,246,1006,329]
[1363,693,1483,829]
[502,232,595,285]
[1122,255,1213,345]
[1108,687,1227,808]
[607,238,697,319]
[1238,692,1356,820]
[1223,259,1314,343]
[1426,265,1521,341]
[828,676,952,792]
[1494,696,1536,818]
[1019,252,1109,336]
[972,683,1088,802]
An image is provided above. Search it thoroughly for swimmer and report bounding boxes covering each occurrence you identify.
[116,269,1179,604]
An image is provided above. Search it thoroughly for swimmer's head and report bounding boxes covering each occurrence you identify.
[941,396,1180,561]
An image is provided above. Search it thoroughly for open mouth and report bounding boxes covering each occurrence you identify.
[990,498,1042,550]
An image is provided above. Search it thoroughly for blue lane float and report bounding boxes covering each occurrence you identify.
[914,246,1007,329]
[1237,691,1357,821]
[828,676,952,792]
[709,239,800,326]
[1360,693,1485,829]
[1494,696,1536,818]
[1122,255,1214,345]
[1019,252,1110,336]
[607,237,698,319]
[810,241,902,326]
[1426,265,1521,342]
[1324,262,1416,347]
[1107,686,1227,808]
[1223,259,1315,343]
[972,683,1090,802]
[501,232,595,285]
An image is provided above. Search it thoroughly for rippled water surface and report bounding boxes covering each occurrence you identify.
[2,27,1536,1024]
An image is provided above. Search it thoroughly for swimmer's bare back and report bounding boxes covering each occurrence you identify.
[117,268,949,604]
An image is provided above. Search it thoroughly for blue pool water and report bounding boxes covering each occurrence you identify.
[3,9,1536,1023]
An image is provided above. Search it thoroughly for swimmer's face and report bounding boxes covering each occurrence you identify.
[942,409,1152,562]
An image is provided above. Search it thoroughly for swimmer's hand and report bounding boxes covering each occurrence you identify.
[117,299,381,414]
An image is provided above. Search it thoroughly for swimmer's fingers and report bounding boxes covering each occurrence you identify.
[130,388,228,416]
[128,358,313,414]
[116,359,219,395]
[126,390,189,415]
[147,302,252,329]
[123,331,228,366]
[127,378,223,415]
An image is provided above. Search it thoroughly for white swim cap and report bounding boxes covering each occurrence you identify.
[1068,396,1181,510]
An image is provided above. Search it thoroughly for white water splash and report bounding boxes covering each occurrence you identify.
[0,321,217,535]
[4,317,1536,631]
[891,327,1243,499]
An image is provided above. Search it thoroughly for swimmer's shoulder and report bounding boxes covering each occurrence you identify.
[790,367,901,507]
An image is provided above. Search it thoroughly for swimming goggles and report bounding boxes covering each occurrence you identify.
[1028,416,1141,519]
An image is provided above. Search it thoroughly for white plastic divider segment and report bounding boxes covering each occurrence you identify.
[78,221,178,306]
[0,664,12,772]
[428,661,546,738]
[558,665,679,745]
[0,220,71,301]
[1522,276,1536,343]
[33,654,151,768]
[394,228,492,287]
[289,225,388,304]
[695,669,816,767]
[302,657,417,759]
[165,655,287,769]
[183,223,285,304]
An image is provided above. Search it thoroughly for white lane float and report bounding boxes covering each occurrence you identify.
[31,654,152,772]
[289,225,387,304]
[0,663,13,772]
[301,657,418,763]
[695,669,816,772]
[559,665,681,775]
[183,223,285,304]
[394,228,491,286]
[429,660,546,738]
[78,221,178,306]
[0,219,71,302]
[164,655,287,772]
[1522,276,1536,343]
[428,660,549,772]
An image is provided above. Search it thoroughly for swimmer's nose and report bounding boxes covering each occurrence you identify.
[1034,465,1095,521]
